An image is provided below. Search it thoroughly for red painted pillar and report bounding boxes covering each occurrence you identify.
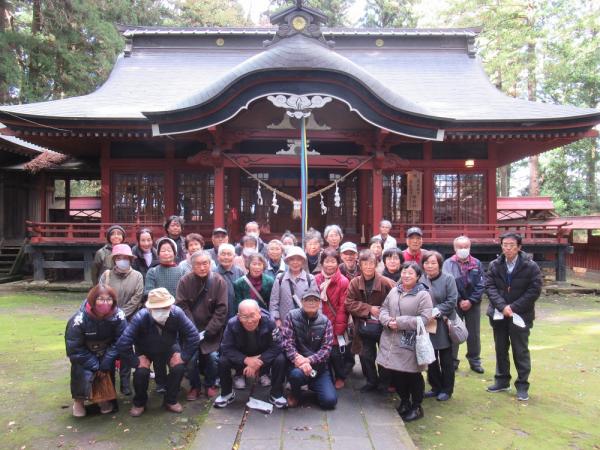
[100,142,110,223]
[487,143,498,225]
[38,172,47,222]
[228,168,241,235]
[164,143,175,219]
[372,169,383,237]
[358,171,369,244]
[214,165,225,228]
[423,143,434,225]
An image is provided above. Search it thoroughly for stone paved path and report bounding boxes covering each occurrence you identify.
[191,366,416,450]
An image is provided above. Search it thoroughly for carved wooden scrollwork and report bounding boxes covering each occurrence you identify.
[376,152,409,170]
[187,149,223,167]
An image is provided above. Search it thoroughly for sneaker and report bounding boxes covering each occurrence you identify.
[259,374,272,387]
[269,395,288,409]
[402,405,424,422]
[165,402,184,413]
[72,399,86,417]
[233,375,246,390]
[470,365,485,374]
[155,384,167,394]
[99,401,114,414]
[129,405,145,417]
[396,400,411,419]
[186,388,201,401]
[516,389,529,401]
[214,392,235,408]
[335,379,345,390]
[206,386,219,398]
[424,390,439,398]
[487,383,510,393]
[436,393,451,401]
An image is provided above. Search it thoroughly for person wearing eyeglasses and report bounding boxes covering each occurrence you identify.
[485,232,542,402]
[66,284,127,417]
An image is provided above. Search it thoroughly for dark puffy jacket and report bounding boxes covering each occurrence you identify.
[116,305,200,368]
[485,251,542,324]
[220,310,282,366]
[65,305,127,372]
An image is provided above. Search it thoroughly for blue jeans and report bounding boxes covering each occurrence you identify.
[288,367,337,410]
[188,350,219,389]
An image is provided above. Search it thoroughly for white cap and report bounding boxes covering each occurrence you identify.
[339,242,358,254]
[284,246,307,261]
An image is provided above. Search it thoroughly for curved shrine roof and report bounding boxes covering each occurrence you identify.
[0,26,598,130]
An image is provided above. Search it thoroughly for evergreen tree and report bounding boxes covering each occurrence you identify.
[361,0,416,28]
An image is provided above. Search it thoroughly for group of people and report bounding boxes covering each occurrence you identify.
[66,217,542,423]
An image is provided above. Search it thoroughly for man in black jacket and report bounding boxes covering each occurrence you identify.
[117,287,200,416]
[485,232,542,401]
[214,299,288,408]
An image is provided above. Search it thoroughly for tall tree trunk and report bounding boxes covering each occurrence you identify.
[0,0,7,32]
[498,165,511,197]
[32,0,42,34]
[25,0,43,102]
[0,0,8,104]
[526,40,540,196]
[587,141,600,212]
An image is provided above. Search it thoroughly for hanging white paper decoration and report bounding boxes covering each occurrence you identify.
[271,190,279,214]
[256,182,263,206]
[333,181,341,208]
[292,200,302,219]
[320,193,328,215]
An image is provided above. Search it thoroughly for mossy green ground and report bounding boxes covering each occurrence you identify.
[1,291,599,449]
[406,294,600,450]
[0,292,211,450]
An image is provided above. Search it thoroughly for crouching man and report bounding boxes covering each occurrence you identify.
[214,299,288,409]
[117,288,200,416]
[281,289,337,409]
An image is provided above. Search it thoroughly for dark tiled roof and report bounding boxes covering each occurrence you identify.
[0,27,598,125]
[119,26,480,38]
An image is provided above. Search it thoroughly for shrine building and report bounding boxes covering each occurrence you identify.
[1,3,599,282]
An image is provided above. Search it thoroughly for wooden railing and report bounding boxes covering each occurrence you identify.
[26,221,214,244]
[26,221,570,245]
[392,222,570,244]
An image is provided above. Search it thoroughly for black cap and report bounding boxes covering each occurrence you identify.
[212,227,228,236]
[406,227,423,237]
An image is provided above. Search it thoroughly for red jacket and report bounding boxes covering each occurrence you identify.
[315,269,350,345]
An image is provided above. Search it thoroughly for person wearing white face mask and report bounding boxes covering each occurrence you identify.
[442,236,485,374]
[99,244,144,395]
[235,221,269,257]
[233,235,258,274]
[117,288,200,417]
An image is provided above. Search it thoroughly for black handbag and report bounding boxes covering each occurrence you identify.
[357,290,383,339]
[357,317,383,339]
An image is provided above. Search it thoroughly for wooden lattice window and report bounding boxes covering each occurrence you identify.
[434,173,486,224]
[176,172,215,223]
[382,173,423,224]
[113,173,165,223]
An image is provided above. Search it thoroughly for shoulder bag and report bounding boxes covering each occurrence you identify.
[446,314,469,344]
[415,316,436,365]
